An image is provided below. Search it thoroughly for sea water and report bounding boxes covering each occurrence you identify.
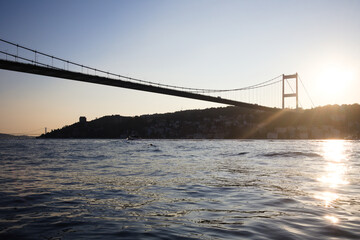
[0,139,359,239]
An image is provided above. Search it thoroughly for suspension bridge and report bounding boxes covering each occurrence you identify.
[0,39,314,113]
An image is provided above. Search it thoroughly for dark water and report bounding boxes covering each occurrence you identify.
[0,139,359,239]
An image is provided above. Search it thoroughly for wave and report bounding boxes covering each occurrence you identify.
[261,151,321,158]
[219,152,249,157]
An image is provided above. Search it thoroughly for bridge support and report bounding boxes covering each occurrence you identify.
[282,73,298,109]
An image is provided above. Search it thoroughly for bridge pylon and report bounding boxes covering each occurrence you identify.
[282,73,298,109]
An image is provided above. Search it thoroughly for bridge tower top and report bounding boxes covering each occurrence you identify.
[282,73,298,109]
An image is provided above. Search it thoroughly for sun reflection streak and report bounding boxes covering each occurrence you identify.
[317,140,349,188]
[324,215,339,224]
[314,191,339,208]
[314,140,350,220]
[322,140,346,162]
[317,163,349,187]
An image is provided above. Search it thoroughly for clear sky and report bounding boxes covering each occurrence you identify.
[0,0,359,135]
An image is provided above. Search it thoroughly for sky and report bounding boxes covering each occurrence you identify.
[0,0,359,135]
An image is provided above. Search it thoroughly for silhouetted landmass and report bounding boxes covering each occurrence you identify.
[39,104,360,139]
[0,133,32,139]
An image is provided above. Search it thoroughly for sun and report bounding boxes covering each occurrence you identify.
[317,66,354,100]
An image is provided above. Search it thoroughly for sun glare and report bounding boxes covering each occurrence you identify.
[317,66,354,99]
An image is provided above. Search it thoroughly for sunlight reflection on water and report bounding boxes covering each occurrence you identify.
[316,140,350,224]
[317,163,349,187]
[322,140,347,163]
[314,191,339,208]
[324,215,339,224]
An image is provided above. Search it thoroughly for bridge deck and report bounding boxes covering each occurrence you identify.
[0,59,276,111]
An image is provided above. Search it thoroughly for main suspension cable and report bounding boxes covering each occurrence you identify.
[298,74,315,108]
[1,38,283,94]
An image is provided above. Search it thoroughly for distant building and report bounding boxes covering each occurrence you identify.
[79,116,87,123]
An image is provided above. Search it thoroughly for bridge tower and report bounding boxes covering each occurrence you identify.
[282,73,298,109]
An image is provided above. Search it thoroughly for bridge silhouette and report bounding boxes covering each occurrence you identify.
[0,39,314,111]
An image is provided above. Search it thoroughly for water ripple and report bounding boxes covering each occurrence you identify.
[0,139,359,239]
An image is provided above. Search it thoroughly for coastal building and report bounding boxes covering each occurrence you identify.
[79,116,87,123]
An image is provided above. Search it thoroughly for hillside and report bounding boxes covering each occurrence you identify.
[0,133,33,139]
[39,104,360,139]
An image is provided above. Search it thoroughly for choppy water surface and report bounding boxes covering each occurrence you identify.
[0,139,359,239]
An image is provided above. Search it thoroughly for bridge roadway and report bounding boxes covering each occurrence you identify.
[0,59,275,111]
